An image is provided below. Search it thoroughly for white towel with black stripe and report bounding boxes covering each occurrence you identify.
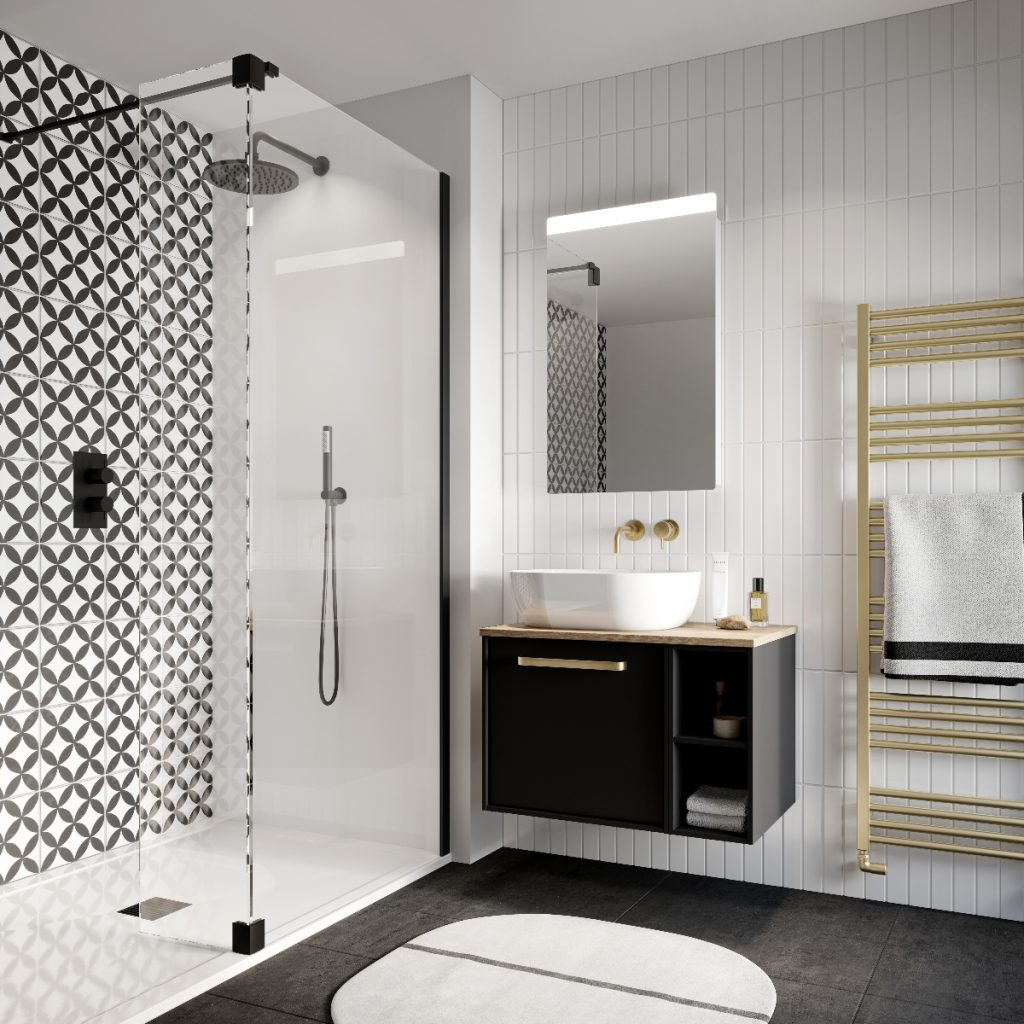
[882,493,1024,684]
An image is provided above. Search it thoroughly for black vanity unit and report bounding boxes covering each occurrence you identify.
[482,624,796,844]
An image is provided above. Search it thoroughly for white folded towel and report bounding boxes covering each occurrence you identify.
[685,785,749,818]
[883,493,1024,684]
[686,811,747,833]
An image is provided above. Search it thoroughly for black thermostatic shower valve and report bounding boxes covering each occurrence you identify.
[72,451,115,529]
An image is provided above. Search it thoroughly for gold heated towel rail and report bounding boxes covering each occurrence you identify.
[857,296,1024,875]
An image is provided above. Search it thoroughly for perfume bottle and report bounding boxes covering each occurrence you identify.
[748,577,768,627]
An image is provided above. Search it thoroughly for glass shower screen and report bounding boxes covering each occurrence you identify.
[136,64,443,951]
[245,76,443,938]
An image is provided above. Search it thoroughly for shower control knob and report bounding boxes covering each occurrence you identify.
[84,496,114,514]
[84,466,115,485]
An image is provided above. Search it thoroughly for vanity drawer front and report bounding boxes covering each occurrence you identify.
[484,638,666,829]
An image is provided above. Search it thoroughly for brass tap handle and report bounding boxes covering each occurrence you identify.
[612,519,645,554]
[652,518,680,549]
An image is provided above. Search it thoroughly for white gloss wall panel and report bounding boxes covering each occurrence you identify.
[499,1,1024,919]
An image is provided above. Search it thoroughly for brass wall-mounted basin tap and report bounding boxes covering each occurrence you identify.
[613,519,645,554]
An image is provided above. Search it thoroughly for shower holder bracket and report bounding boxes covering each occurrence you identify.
[232,918,266,955]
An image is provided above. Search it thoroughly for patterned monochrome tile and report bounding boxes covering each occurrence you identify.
[38,777,106,869]
[0,31,41,128]
[0,134,41,212]
[105,235,138,319]
[104,693,137,773]
[0,202,41,293]
[0,626,41,713]
[160,545,213,617]
[161,188,213,263]
[38,378,105,462]
[138,173,165,253]
[0,707,41,797]
[106,465,140,545]
[104,619,138,699]
[39,699,106,788]
[164,331,213,395]
[0,458,40,543]
[38,459,105,544]
[105,768,139,849]
[106,389,140,468]
[104,158,137,244]
[159,118,211,195]
[0,544,40,628]
[139,247,167,326]
[38,296,106,387]
[39,135,106,232]
[105,543,139,620]
[38,620,105,707]
[0,792,41,883]
[138,544,164,618]
[104,84,139,171]
[38,541,106,626]
[105,313,140,393]
[0,373,41,458]
[38,50,108,152]
[38,215,106,307]
[0,287,41,377]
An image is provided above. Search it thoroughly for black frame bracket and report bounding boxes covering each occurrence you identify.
[232,54,280,92]
[232,918,266,955]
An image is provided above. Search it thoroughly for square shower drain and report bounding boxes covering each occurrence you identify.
[118,897,191,921]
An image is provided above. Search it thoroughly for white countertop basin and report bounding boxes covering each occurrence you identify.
[510,569,702,631]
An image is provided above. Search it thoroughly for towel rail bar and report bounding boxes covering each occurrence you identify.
[869,820,1024,844]
[868,297,1024,318]
[857,297,1024,874]
[868,835,1024,861]
[870,787,1024,811]
[869,692,1024,709]
[868,803,1024,827]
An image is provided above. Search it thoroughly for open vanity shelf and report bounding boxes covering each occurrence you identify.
[482,624,796,845]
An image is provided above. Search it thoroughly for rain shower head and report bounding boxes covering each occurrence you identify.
[203,130,329,195]
[205,158,299,194]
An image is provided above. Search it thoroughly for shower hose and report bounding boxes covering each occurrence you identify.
[318,499,341,706]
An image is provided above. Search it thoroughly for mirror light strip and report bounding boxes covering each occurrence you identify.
[546,193,717,235]
[275,240,405,275]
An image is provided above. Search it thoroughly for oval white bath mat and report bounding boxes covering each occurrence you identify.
[331,913,776,1023]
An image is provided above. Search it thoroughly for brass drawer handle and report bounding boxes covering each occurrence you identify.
[517,656,627,672]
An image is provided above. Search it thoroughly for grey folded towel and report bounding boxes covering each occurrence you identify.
[882,493,1024,685]
[685,785,749,817]
[686,810,746,833]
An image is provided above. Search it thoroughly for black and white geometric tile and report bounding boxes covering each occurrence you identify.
[546,299,608,494]
[0,28,215,883]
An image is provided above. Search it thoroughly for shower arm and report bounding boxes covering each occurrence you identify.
[253,131,329,176]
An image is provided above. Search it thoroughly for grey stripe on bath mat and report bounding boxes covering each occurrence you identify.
[403,942,771,1022]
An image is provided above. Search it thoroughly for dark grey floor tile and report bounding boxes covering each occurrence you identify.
[867,906,1024,1022]
[147,993,317,1023]
[209,944,370,1023]
[620,873,897,994]
[304,900,451,959]
[856,994,1006,1024]
[383,847,668,922]
[770,979,861,1024]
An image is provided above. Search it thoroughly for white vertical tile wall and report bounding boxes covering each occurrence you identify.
[501,0,1024,919]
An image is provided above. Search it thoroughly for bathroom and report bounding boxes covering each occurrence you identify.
[0,0,1021,1022]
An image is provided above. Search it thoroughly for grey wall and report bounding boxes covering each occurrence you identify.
[605,316,716,491]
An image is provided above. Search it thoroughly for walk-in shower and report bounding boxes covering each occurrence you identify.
[0,41,449,1024]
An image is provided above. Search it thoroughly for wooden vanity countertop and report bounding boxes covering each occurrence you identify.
[481,622,797,648]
